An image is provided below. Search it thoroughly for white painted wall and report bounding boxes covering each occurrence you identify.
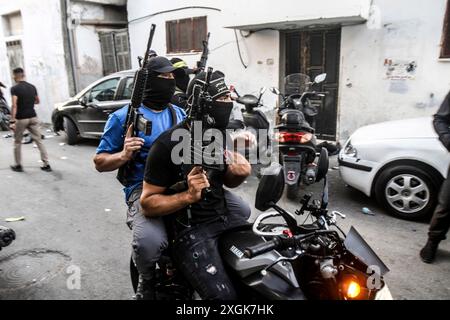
[338,0,450,140]
[0,0,71,123]
[127,0,450,141]
[128,0,281,120]
[71,1,105,90]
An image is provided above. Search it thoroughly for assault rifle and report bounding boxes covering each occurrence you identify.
[117,24,156,186]
[196,32,210,72]
[187,67,225,196]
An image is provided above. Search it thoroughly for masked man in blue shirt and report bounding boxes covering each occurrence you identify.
[93,57,250,299]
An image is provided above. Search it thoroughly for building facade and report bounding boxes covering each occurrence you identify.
[128,0,450,141]
[0,0,129,122]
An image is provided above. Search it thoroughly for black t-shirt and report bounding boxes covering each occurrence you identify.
[10,81,38,120]
[144,121,230,224]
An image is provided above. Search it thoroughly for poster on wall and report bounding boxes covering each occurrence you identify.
[383,59,417,80]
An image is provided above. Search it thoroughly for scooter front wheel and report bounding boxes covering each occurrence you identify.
[286,183,299,200]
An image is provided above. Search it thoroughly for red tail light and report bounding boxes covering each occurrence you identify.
[276,132,313,144]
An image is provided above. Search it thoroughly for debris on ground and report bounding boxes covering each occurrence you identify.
[3,133,12,138]
[362,207,375,216]
[5,216,26,222]
[59,143,66,146]
[104,209,111,213]
[60,156,68,160]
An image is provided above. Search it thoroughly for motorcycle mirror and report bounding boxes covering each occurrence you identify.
[259,87,267,95]
[314,73,327,84]
[270,87,281,95]
[255,163,285,211]
[316,147,329,183]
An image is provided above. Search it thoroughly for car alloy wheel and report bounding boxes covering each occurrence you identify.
[385,174,430,214]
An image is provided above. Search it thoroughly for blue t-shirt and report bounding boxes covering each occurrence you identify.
[96,104,186,200]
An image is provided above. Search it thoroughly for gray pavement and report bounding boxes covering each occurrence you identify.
[0,130,449,300]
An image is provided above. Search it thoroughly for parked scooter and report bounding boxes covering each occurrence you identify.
[230,86,271,175]
[0,225,15,251]
[129,150,392,300]
[270,73,327,199]
[0,97,11,131]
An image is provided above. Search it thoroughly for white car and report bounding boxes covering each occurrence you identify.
[339,117,450,220]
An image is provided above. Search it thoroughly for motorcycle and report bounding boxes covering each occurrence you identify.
[271,73,327,200]
[0,97,11,131]
[129,149,392,300]
[0,225,15,251]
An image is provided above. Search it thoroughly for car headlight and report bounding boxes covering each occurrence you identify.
[344,141,358,158]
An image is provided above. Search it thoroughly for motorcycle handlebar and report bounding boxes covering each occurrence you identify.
[244,237,282,258]
[244,230,339,259]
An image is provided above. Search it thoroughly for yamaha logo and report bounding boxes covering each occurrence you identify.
[230,245,244,259]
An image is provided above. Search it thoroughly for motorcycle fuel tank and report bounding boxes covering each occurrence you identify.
[219,227,305,300]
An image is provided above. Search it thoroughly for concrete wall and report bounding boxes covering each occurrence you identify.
[0,0,71,123]
[127,0,450,141]
[71,0,106,90]
[127,0,281,122]
[338,0,450,140]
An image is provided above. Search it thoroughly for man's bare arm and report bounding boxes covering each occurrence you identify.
[140,167,210,218]
[34,95,40,105]
[93,125,144,172]
[94,152,129,172]
[224,151,251,188]
[11,96,18,120]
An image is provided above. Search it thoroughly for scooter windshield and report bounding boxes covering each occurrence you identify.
[284,73,311,96]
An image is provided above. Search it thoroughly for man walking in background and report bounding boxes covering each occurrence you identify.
[420,91,450,263]
[9,67,51,172]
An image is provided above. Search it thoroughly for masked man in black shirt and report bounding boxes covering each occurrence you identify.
[140,71,251,299]
[420,91,450,263]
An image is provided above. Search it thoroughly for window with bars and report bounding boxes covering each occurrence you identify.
[441,0,450,58]
[166,16,207,53]
[99,29,131,75]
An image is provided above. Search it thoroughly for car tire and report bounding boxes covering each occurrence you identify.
[374,165,439,220]
[63,117,79,145]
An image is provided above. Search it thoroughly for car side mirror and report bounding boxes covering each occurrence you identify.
[79,96,89,108]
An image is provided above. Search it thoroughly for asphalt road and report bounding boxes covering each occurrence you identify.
[0,130,449,300]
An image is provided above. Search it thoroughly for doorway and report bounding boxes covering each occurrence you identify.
[285,28,341,140]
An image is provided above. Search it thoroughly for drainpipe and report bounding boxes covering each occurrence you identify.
[64,0,80,93]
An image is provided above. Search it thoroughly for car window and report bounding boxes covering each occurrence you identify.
[88,78,120,103]
[121,77,135,100]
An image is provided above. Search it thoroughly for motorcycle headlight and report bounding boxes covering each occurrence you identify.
[345,280,361,299]
[344,141,358,158]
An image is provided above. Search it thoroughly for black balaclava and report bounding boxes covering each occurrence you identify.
[170,58,191,93]
[142,72,176,110]
[187,70,233,130]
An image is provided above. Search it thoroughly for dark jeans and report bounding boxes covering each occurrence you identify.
[127,187,251,280]
[173,212,248,300]
[428,165,450,241]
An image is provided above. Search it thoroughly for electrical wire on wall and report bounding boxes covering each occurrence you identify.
[234,29,248,69]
